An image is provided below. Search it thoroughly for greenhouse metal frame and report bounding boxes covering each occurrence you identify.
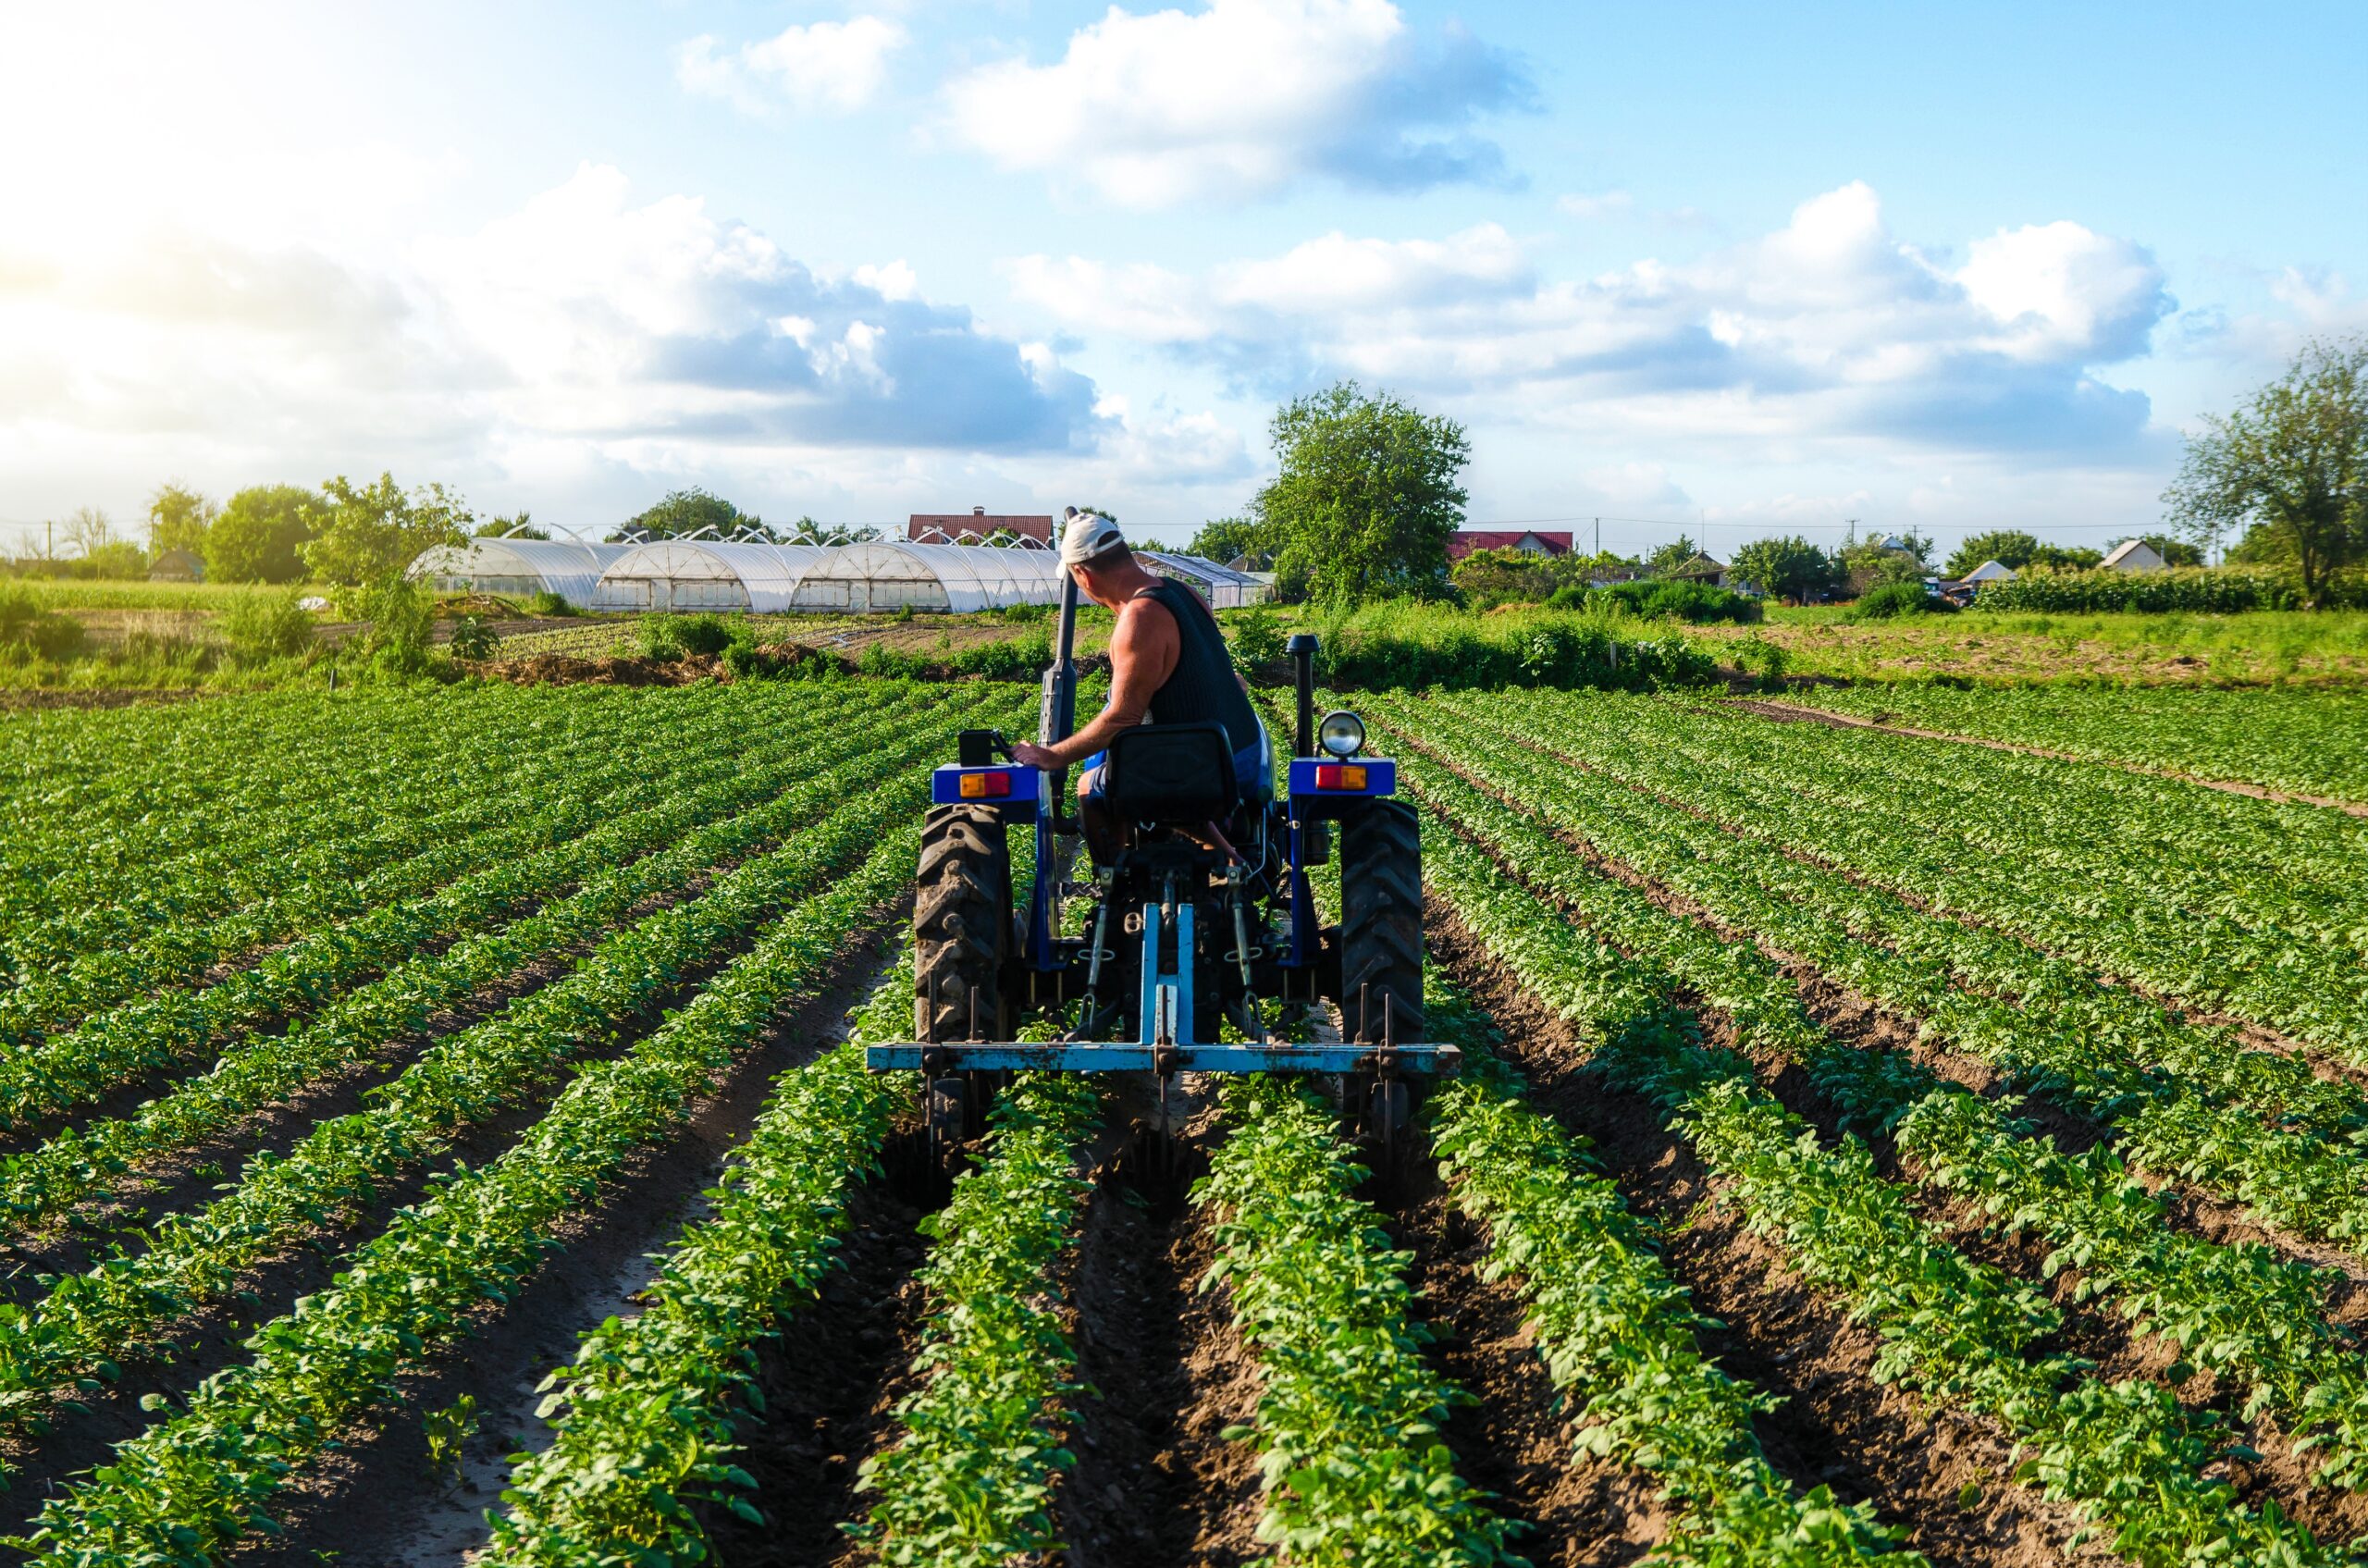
[408,537,634,608]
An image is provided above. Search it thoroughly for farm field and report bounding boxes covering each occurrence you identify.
[3,676,2367,1568]
[1766,683,2368,807]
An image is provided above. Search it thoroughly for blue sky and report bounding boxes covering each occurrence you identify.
[2,1,2361,558]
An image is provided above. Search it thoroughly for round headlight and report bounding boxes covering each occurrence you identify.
[1317,710,1365,758]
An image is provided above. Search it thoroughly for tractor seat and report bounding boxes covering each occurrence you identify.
[1102,722,1240,823]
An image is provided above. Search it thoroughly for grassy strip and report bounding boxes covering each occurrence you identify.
[483,957,914,1562]
[1199,1077,1517,1567]
[0,747,956,1440]
[854,1073,1103,1565]
[1424,991,1912,1565]
[8,829,921,1566]
[1421,794,2342,1565]
[0,690,969,1234]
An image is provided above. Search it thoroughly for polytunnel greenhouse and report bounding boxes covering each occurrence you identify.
[590,541,832,611]
[408,537,633,607]
[1136,551,1269,610]
[787,541,1067,613]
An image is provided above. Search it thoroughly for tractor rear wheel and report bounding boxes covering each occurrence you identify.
[1338,798,1424,1045]
[915,805,1011,1043]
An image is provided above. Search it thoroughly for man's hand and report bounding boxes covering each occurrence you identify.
[1009,739,1063,771]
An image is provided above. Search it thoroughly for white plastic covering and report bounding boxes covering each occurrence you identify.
[591,542,832,612]
[1135,551,1270,610]
[408,538,631,607]
[409,538,625,606]
[788,541,1067,613]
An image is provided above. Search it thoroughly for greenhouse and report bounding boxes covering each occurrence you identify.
[408,537,632,608]
[1136,551,1270,610]
[590,541,832,612]
[787,540,1067,613]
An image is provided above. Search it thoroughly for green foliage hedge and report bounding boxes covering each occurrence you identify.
[1576,576,1764,623]
[1310,606,1720,691]
[1974,566,2367,614]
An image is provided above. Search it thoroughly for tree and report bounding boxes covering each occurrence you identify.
[610,487,771,541]
[1252,381,1469,604]
[1946,530,2042,577]
[1189,516,1275,565]
[61,506,118,560]
[475,511,549,540]
[147,482,216,556]
[1645,535,1700,574]
[205,485,317,583]
[301,474,474,586]
[1731,535,1842,602]
[2164,337,2368,605]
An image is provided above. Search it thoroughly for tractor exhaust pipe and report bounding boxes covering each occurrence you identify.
[1287,632,1318,758]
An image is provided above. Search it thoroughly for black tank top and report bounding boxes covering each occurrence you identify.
[1136,580,1261,754]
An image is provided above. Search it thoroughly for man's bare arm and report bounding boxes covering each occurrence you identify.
[1013,599,1178,768]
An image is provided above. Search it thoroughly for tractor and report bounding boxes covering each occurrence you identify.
[865,573,1458,1148]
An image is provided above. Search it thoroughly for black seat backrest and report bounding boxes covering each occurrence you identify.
[1103,722,1238,822]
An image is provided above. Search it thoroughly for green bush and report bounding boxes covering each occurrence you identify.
[447,614,500,661]
[525,590,574,617]
[1853,580,1949,619]
[636,614,685,661]
[1225,605,1286,666]
[219,587,315,665]
[1585,577,1764,624]
[672,613,736,657]
[0,584,87,662]
[356,575,434,674]
[1309,603,1720,692]
[1972,565,2362,614]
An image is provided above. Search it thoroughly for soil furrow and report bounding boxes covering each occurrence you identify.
[231,910,913,1568]
[1391,1169,1669,1567]
[1425,903,2103,1568]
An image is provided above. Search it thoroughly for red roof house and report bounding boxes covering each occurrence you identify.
[1447,529,1572,562]
[908,506,1054,545]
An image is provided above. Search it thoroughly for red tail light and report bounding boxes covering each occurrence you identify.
[1314,763,1369,791]
[958,770,1013,798]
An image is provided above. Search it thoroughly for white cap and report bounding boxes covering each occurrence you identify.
[1058,506,1127,566]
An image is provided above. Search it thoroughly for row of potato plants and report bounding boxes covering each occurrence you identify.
[0,686,966,1236]
[0,684,586,920]
[10,821,925,1566]
[1419,981,1914,1565]
[1392,719,2368,1498]
[0,700,614,1001]
[0,694,865,1138]
[1198,1076,1517,1567]
[1432,688,2368,1153]
[0,733,965,1448]
[1668,687,2368,936]
[1416,803,2344,1565]
[0,684,898,1056]
[484,951,917,1562]
[1481,690,2366,1057]
[1782,685,2368,808]
[0,685,689,989]
[1393,693,2368,1249]
[855,1072,1103,1565]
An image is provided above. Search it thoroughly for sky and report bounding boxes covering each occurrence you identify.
[2,0,2362,559]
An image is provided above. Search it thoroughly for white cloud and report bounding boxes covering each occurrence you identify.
[1008,182,2177,461]
[940,0,1529,207]
[1558,191,1633,220]
[677,17,907,115]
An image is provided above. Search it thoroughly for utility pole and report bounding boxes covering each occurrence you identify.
[1593,516,1600,559]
